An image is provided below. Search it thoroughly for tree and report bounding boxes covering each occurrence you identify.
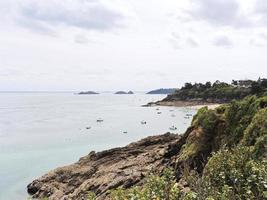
[251,81,262,94]
[205,81,212,88]
[232,80,238,86]
[183,82,193,90]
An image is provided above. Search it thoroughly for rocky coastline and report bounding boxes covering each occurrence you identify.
[27,133,184,200]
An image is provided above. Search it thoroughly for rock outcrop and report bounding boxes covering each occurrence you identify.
[27,133,183,200]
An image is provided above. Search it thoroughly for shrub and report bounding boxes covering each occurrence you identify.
[109,169,181,200]
[200,147,267,200]
[223,96,267,146]
[192,107,219,134]
[243,108,267,146]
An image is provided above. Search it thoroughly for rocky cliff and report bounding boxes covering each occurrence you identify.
[27,133,183,200]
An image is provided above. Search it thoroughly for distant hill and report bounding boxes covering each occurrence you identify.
[115,91,134,94]
[146,88,176,94]
[77,91,99,95]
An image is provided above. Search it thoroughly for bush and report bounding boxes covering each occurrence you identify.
[243,108,267,145]
[109,169,181,200]
[222,96,267,147]
[199,147,267,200]
[192,107,219,134]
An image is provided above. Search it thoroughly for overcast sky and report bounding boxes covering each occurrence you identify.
[1,0,267,91]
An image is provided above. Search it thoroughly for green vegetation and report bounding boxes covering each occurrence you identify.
[178,94,267,199]
[207,147,266,199]
[165,78,267,102]
[109,169,180,200]
[87,94,267,199]
[187,147,267,200]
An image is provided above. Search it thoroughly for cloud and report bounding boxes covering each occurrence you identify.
[187,0,251,28]
[254,0,267,14]
[74,34,90,44]
[249,39,266,47]
[169,32,198,49]
[171,32,180,40]
[260,33,267,40]
[186,37,198,47]
[249,33,267,47]
[254,0,267,25]
[16,0,125,33]
[17,16,57,36]
[213,35,233,47]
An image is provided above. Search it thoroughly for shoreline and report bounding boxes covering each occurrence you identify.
[144,100,222,109]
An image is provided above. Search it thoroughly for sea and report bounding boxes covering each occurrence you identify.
[0,92,198,200]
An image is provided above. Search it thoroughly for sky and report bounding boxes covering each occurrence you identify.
[0,0,267,91]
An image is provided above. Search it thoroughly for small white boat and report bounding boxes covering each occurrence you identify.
[123,131,128,134]
[86,126,91,130]
[169,126,177,131]
[141,120,147,124]
[96,119,104,122]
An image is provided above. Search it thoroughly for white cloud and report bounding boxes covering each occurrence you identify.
[260,33,267,40]
[168,33,198,49]
[3,0,126,34]
[249,33,267,47]
[213,35,233,47]
[74,34,90,44]
[254,0,267,15]
[254,0,267,25]
[186,37,198,47]
[187,0,251,28]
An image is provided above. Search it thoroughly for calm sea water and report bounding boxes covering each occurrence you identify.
[0,93,197,200]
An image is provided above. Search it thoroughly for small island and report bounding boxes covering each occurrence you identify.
[115,91,134,94]
[146,88,176,94]
[77,91,99,95]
